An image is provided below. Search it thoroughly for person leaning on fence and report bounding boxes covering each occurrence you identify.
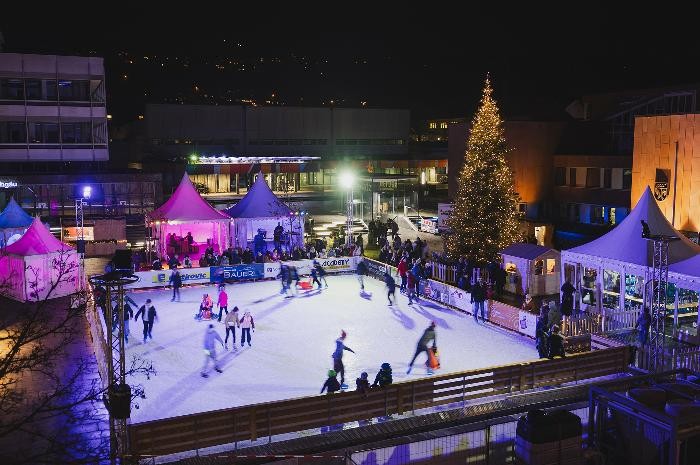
[547,325,566,359]
[635,307,651,346]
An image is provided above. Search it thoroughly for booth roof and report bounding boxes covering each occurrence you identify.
[0,197,33,229]
[226,173,292,218]
[670,254,700,279]
[567,187,700,266]
[501,243,554,260]
[4,217,73,256]
[148,173,230,222]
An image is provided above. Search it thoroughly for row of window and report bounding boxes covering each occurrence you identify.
[336,139,405,146]
[428,122,449,129]
[0,78,101,102]
[555,167,632,190]
[0,121,103,144]
[558,203,622,225]
[152,138,241,146]
[249,139,327,146]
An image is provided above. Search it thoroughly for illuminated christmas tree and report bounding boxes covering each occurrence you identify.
[446,76,520,265]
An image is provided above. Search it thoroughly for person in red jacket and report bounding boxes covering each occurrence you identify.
[397,256,408,293]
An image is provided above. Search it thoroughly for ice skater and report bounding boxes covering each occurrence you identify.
[223,305,240,350]
[201,324,224,377]
[311,264,323,289]
[239,310,255,347]
[470,280,486,322]
[278,264,290,295]
[356,259,368,291]
[407,270,417,304]
[407,321,436,374]
[314,260,328,288]
[384,271,396,305]
[169,269,182,302]
[397,256,408,293]
[134,298,158,343]
[217,285,229,322]
[332,330,355,387]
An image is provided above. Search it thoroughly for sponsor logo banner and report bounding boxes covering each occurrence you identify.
[518,310,538,338]
[211,264,264,282]
[365,259,387,279]
[124,268,211,289]
[447,286,471,311]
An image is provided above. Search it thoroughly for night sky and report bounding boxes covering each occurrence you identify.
[2,9,698,125]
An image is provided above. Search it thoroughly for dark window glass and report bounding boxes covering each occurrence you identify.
[25,79,42,99]
[555,167,566,186]
[58,80,90,101]
[604,168,612,188]
[569,168,577,187]
[1,79,24,99]
[622,169,632,189]
[0,122,27,143]
[45,80,57,100]
[586,168,600,188]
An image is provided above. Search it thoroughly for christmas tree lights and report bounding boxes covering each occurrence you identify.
[446,76,520,265]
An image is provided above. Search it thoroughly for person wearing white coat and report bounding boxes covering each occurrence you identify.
[201,324,224,377]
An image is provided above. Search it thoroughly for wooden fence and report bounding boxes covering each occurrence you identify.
[633,343,700,373]
[561,307,642,337]
[128,345,630,458]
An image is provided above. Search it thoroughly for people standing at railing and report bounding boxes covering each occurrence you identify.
[411,259,425,298]
[397,256,408,293]
[635,307,651,347]
[470,280,486,323]
[536,310,549,358]
[561,279,576,316]
[547,325,566,359]
[547,300,562,329]
[522,293,535,313]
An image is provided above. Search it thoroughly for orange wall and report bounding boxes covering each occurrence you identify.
[632,115,700,232]
[448,121,564,204]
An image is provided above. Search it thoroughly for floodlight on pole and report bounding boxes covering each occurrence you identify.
[339,171,355,247]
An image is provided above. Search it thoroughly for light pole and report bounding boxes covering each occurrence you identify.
[76,185,91,290]
[339,171,355,247]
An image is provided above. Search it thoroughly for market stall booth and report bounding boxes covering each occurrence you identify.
[0,217,80,302]
[561,187,700,339]
[147,174,230,263]
[226,173,304,255]
[0,197,34,248]
[501,243,560,296]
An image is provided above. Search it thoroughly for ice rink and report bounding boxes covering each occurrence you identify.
[124,274,539,423]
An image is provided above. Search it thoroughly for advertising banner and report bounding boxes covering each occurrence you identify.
[211,264,264,282]
[420,218,438,234]
[438,203,453,232]
[365,259,387,280]
[421,279,450,305]
[124,267,211,289]
[518,310,538,338]
[263,257,359,279]
[447,286,471,312]
[489,301,521,332]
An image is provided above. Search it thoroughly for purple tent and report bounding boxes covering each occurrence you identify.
[147,174,230,260]
[0,218,79,302]
[226,173,302,251]
[0,197,34,247]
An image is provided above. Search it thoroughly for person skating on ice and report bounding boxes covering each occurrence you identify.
[217,285,229,322]
[169,269,182,302]
[239,310,255,347]
[223,306,240,350]
[320,369,341,394]
[134,298,158,343]
[332,330,355,387]
[311,264,323,289]
[397,255,408,293]
[201,323,224,377]
[278,264,290,295]
[384,271,396,305]
[407,321,436,374]
[407,270,417,304]
[356,259,368,290]
[314,260,328,288]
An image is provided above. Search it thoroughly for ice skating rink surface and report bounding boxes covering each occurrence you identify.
[126,274,538,423]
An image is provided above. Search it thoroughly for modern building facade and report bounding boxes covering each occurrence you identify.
[0,53,108,164]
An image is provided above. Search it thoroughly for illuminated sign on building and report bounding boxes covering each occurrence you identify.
[0,179,19,189]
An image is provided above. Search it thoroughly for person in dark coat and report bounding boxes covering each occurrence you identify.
[407,322,436,374]
[356,372,371,396]
[321,369,341,394]
[384,271,396,305]
[560,279,576,316]
[373,362,393,387]
[470,281,487,322]
[635,307,652,346]
[547,325,566,359]
[134,299,157,343]
[332,330,355,385]
[535,312,549,358]
[169,269,182,302]
[356,260,368,290]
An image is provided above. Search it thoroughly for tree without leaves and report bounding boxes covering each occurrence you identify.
[445,77,521,265]
[0,248,155,464]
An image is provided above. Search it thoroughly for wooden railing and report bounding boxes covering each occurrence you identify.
[633,343,700,373]
[128,345,630,457]
[562,307,642,337]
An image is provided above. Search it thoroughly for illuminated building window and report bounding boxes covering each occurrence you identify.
[429,122,437,129]
[440,122,448,129]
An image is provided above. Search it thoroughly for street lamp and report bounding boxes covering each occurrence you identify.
[339,171,355,247]
[76,185,91,290]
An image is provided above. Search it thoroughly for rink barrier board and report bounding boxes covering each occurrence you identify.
[119,257,361,290]
[128,345,630,457]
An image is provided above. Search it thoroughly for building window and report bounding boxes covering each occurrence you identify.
[440,122,448,129]
[569,168,577,187]
[586,168,600,188]
[45,80,57,100]
[58,80,90,101]
[429,122,437,129]
[591,206,605,224]
[622,169,632,189]
[555,167,566,186]
[0,79,24,100]
[603,168,612,188]
[0,122,27,143]
[25,79,42,100]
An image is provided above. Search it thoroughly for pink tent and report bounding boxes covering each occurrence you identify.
[0,218,79,302]
[147,174,230,261]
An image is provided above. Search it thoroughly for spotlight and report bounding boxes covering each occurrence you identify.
[82,186,92,199]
